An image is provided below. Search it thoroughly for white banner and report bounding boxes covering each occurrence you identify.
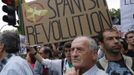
[121,0,134,33]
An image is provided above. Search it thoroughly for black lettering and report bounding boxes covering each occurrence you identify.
[58,19,69,40]
[81,0,86,11]
[48,0,57,19]
[26,26,36,45]
[88,0,96,10]
[73,14,84,35]
[55,0,63,17]
[90,12,102,33]
[102,0,107,6]
[96,0,107,8]
[34,24,44,44]
[42,23,51,42]
[125,0,134,5]
[51,20,61,41]
[99,9,112,29]
[130,0,134,4]
[86,14,92,34]
[124,0,129,5]
[63,0,74,16]
[66,17,77,38]
[73,0,82,12]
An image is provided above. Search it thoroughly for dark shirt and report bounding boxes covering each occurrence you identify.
[125,50,134,57]
[0,54,12,72]
[106,59,133,75]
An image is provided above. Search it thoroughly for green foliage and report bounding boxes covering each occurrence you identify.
[109,8,120,24]
[109,8,120,19]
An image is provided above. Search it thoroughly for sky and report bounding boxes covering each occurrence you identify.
[0,0,120,32]
[106,0,120,9]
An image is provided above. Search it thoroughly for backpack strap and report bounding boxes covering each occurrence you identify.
[132,58,134,71]
[123,55,134,74]
[61,59,64,75]
[96,56,108,71]
[96,61,104,70]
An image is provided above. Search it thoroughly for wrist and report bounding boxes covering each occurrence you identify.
[32,51,37,55]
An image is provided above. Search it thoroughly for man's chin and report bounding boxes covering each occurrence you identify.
[111,50,120,55]
[73,63,81,68]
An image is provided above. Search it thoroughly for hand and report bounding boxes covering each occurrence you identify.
[26,45,37,55]
[64,67,79,75]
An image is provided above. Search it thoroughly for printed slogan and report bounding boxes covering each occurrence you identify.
[22,0,112,45]
[121,0,134,33]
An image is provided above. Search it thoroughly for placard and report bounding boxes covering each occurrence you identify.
[22,0,112,45]
[121,0,134,33]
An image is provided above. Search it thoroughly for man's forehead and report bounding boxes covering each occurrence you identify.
[104,31,118,35]
[127,33,134,39]
[72,40,87,47]
[127,33,134,36]
[103,31,119,37]
[64,48,70,50]
[73,37,88,42]
[71,39,89,48]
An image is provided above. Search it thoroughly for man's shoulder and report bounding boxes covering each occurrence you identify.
[96,69,108,75]
[97,55,133,63]
[5,55,30,69]
[9,55,27,64]
[1,56,34,75]
[124,50,134,57]
[96,55,134,71]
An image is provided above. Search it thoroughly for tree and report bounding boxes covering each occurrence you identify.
[109,8,120,25]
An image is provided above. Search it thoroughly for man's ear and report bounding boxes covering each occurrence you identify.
[91,50,98,60]
[0,43,4,52]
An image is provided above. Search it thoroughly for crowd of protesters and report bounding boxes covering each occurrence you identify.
[0,29,133,75]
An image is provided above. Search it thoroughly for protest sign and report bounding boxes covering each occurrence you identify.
[121,0,134,33]
[22,0,112,45]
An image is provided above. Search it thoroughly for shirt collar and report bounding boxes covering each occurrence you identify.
[0,54,13,63]
[0,54,13,72]
[83,65,98,75]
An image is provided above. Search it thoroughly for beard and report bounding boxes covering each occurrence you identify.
[104,46,121,55]
[109,49,120,55]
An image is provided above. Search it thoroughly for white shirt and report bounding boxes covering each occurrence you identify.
[42,59,62,75]
[83,65,108,75]
[41,58,72,75]
[63,59,73,75]
[0,55,34,75]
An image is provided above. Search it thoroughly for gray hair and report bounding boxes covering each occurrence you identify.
[87,37,98,52]
[74,36,98,52]
[0,31,20,53]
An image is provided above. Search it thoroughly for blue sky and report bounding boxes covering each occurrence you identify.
[0,0,120,31]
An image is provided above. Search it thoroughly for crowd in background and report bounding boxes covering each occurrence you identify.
[0,29,133,75]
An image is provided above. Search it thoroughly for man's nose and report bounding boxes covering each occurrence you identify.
[71,48,79,56]
[114,38,120,44]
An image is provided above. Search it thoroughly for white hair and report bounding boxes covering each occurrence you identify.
[73,36,98,52]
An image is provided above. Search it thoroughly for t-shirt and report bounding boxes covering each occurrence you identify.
[106,59,133,75]
[124,50,134,57]
[0,55,34,75]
